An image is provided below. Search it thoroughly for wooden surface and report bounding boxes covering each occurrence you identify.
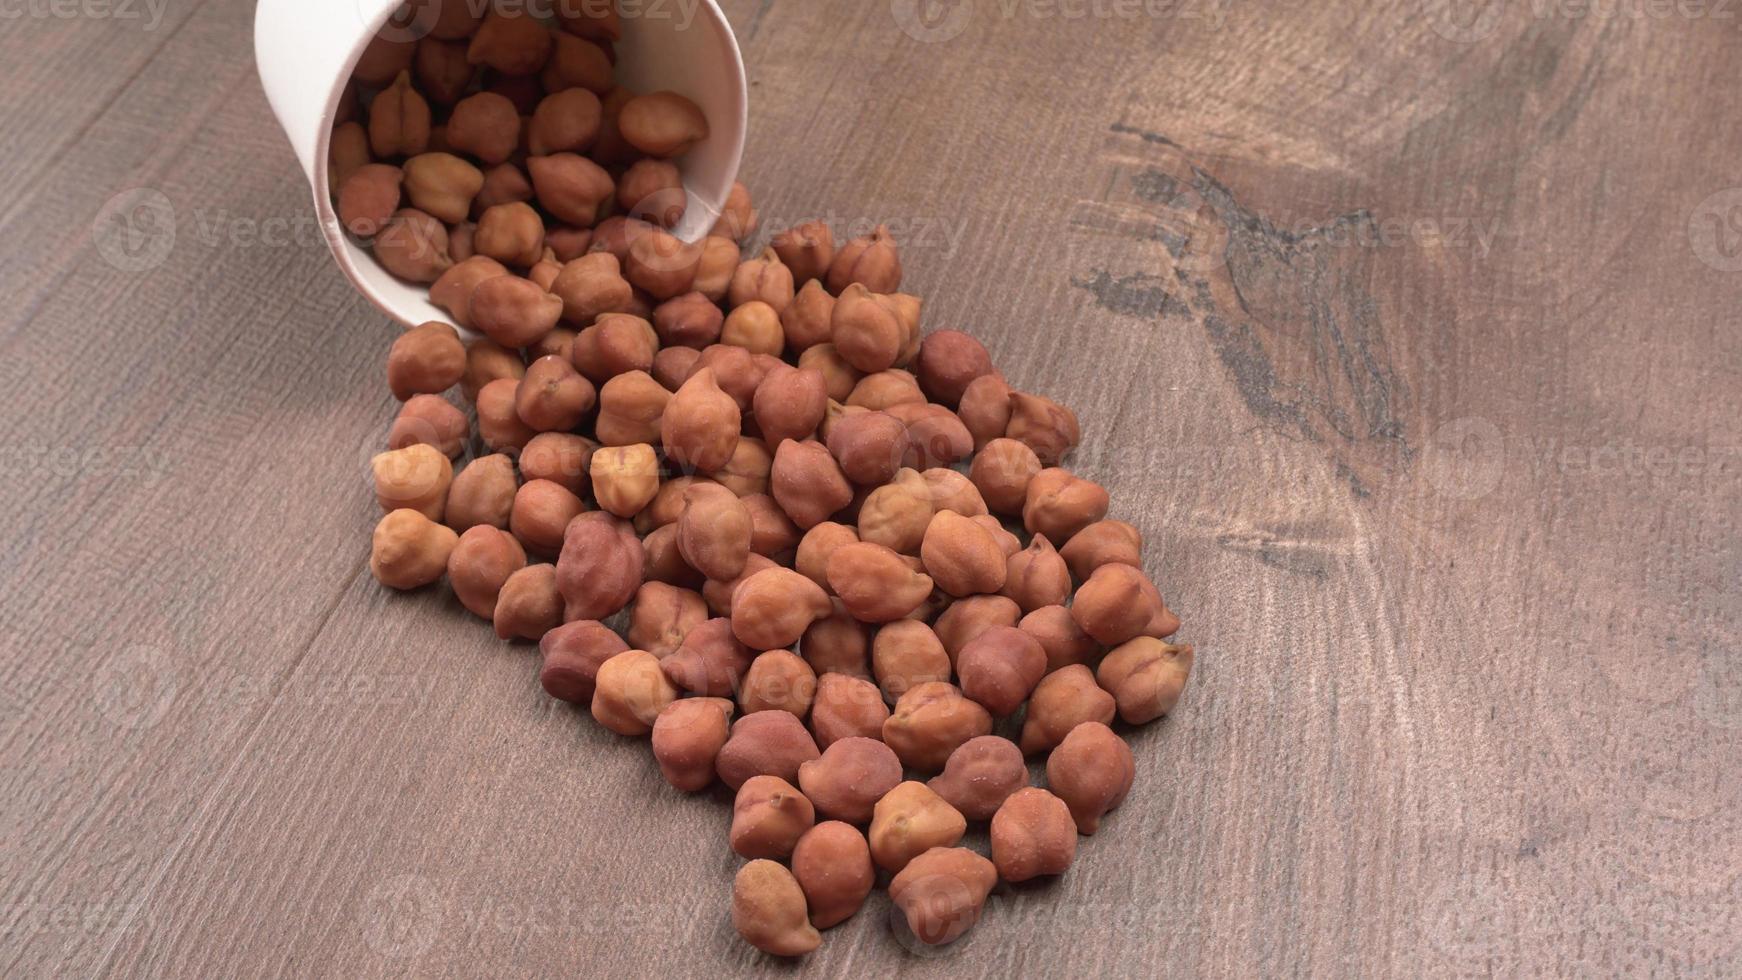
[3,1,1739,976]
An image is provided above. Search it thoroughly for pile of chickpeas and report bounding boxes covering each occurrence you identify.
[347,0,1193,957]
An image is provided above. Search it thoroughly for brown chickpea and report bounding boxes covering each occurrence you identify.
[514,355,596,432]
[390,394,468,457]
[448,525,527,620]
[1096,637,1193,724]
[807,674,888,749]
[368,71,430,158]
[1018,664,1115,755]
[509,479,585,557]
[328,120,370,193]
[715,438,773,498]
[799,601,871,678]
[466,8,551,74]
[969,438,1041,517]
[751,366,826,450]
[446,91,520,165]
[1046,721,1134,834]
[651,697,733,791]
[374,208,452,283]
[1058,518,1143,582]
[461,342,524,406]
[791,822,874,929]
[740,650,817,718]
[730,567,833,650]
[618,90,709,157]
[768,439,853,530]
[826,224,902,295]
[591,649,678,736]
[797,344,862,402]
[470,275,563,349]
[722,300,785,356]
[473,162,532,216]
[856,468,932,554]
[973,515,1021,558]
[868,781,966,873]
[871,620,950,702]
[652,345,702,392]
[652,291,723,349]
[1019,604,1101,673]
[925,734,1031,825]
[847,369,925,411]
[545,226,593,262]
[538,620,629,703]
[1002,533,1071,612]
[642,522,703,590]
[518,432,595,497]
[921,467,989,517]
[676,481,752,580]
[594,370,670,445]
[729,248,796,314]
[710,180,759,241]
[825,409,908,486]
[492,563,563,641]
[955,626,1046,717]
[1022,467,1109,544]
[830,284,903,374]
[624,227,703,301]
[731,775,815,860]
[825,542,933,624]
[370,509,458,589]
[586,443,657,517]
[401,152,482,225]
[372,443,453,521]
[882,682,993,772]
[990,788,1077,882]
[742,493,801,557]
[731,860,819,958]
[554,512,643,621]
[890,403,973,470]
[797,737,902,824]
[472,201,544,267]
[528,153,616,227]
[794,522,858,592]
[445,452,517,531]
[716,710,820,789]
[661,617,754,696]
[888,847,996,947]
[617,159,685,226]
[528,87,602,156]
[353,33,414,87]
[337,164,401,237]
[684,344,761,410]
[958,374,1014,450]
[933,594,1021,665]
[386,322,465,400]
[1071,563,1169,646]
[1007,391,1082,466]
[572,313,656,384]
[771,221,836,285]
[702,552,776,617]
[919,509,1008,598]
[693,235,742,303]
[780,279,836,353]
[661,368,740,474]
[914,330,995,408]
[540,31,612,93]
[430,256,508,330]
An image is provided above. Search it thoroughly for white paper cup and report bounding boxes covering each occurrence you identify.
[255,0,746,328]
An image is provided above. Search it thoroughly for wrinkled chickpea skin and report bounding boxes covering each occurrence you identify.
[591,649,677,736]
[1096,637,1194,724]
[868,781,966,873]
[990,787,1077,882]
[731,775,815,860]
[651,697,733,792]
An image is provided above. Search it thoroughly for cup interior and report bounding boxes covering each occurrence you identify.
[312,0,747,329]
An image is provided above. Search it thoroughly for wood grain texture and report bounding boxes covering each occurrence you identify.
[2,0,1738,976]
